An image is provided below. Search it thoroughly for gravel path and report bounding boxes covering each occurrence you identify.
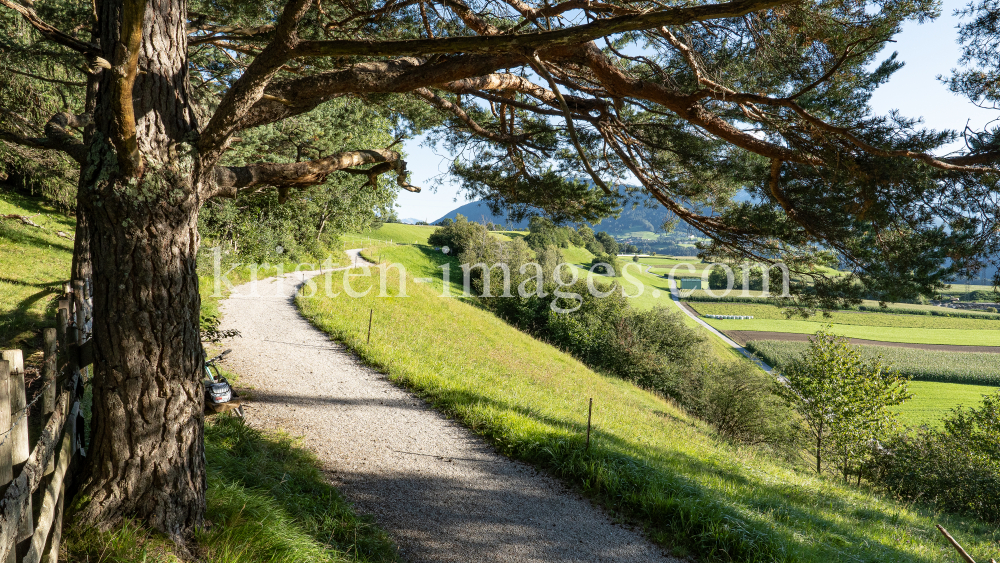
[219,250,678,563]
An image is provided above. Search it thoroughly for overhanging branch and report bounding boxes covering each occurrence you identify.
[0,0,100,55]
[0,112,90,164]
[199,0,314,162]
[413,87,534,143]
[291,0,786,57]
[208,149,419,199]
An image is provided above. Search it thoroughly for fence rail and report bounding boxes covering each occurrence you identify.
[0,280,90,563]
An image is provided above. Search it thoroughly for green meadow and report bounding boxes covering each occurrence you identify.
[700,317,997,346]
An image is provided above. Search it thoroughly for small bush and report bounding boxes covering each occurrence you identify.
[589,253,621,275]
[868,391,1000,524]
[585,240,606,256]
[679,360,799,449]
[428,214,490,256]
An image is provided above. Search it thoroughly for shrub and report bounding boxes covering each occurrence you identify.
[867,391,1000,524]
[523,216,580,252]
[678,360,799,449]
[585,240,606,255]
[428,214,489,256]
[589,253,621,275]
[595,231,620,255]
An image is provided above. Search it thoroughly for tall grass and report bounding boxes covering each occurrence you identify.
[297,245,1000,563]
[65,417,399,562]
[746,340,1000,385]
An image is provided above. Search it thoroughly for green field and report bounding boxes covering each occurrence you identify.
[700,317,999,346]
[894,381,1000,428]
[746,339,1000,386]
[301,243,999,563]
[0,192,75,350]
[560,243,596,266]
[688,301,1000,330]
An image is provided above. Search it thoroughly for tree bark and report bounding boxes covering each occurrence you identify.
[76,187,206,540]
[73,0,207,541]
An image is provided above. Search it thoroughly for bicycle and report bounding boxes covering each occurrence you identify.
[204,349,244,419]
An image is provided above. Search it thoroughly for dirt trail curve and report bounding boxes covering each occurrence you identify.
[219,249,678,563]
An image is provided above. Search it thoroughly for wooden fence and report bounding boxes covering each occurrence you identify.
[0,280,90,563]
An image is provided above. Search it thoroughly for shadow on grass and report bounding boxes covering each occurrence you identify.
[65,417,400,563]
[203,416,399,562]
[0,223,74,254]
[0,284,60,349]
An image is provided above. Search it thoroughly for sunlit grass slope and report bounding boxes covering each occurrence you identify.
[352,223,437,246]
[0,192,75,350]
[299,244,999,563]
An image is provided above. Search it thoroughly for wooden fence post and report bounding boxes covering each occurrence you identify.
[41,333,56,428]
[71,281,85,347]
[38,489,61,563]
[0,360,13,563]
[25,402,75,563]
[2,351,34,559]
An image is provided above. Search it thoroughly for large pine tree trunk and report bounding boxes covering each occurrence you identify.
[74,0,208,539]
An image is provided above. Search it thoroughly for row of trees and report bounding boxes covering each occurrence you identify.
[436,219,799,447]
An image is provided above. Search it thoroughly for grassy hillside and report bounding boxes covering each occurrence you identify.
[350,223,437,246]
[0,192,75,350]
[299,244,999,563]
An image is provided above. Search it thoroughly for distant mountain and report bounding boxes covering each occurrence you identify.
[398,218,423,225]
[433,201,530,230]
[433,197,709,236]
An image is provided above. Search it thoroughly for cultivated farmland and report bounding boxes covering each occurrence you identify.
[746,340,1000,386]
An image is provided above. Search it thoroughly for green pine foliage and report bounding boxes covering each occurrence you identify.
[199,98,399,263]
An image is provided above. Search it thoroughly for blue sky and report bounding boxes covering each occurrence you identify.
[394,0,997,221]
